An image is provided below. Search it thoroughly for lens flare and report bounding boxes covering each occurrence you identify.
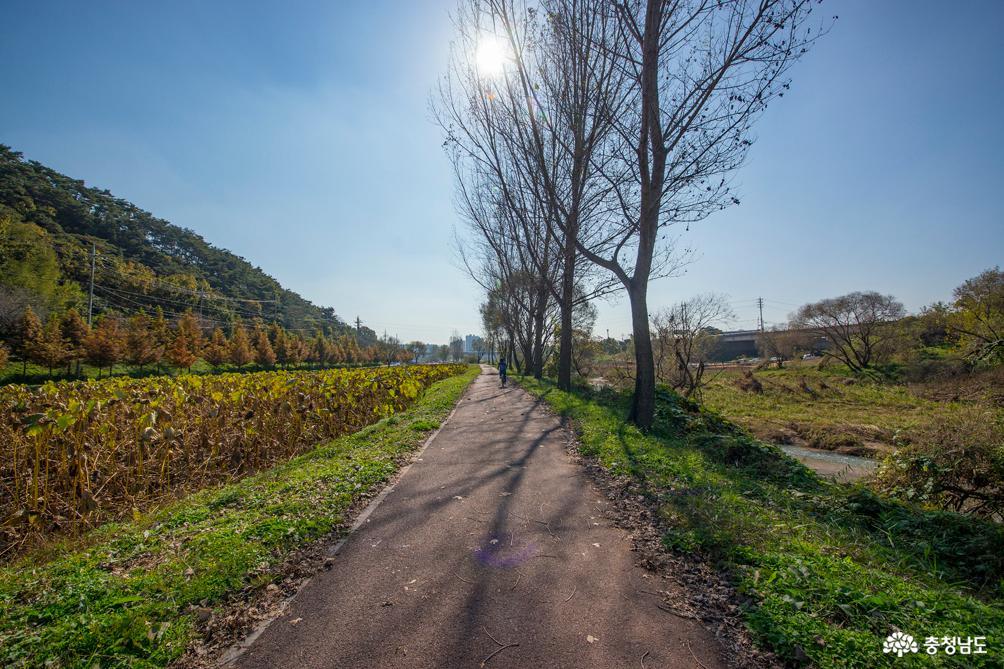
[475,35,507,76]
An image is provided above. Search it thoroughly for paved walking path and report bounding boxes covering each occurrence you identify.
[233,367,724,669]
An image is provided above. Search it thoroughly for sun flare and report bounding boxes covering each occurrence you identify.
[475,35,507,76]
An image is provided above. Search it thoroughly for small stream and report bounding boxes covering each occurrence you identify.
[780,444,878,482]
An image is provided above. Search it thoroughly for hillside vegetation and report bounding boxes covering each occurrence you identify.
[0,145,353,334]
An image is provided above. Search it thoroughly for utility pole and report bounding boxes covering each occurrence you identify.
[355,316,362,334]
[87,242,96,327]
[757,297,765,333]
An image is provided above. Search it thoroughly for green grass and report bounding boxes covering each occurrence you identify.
[701,365,971,454]
[519,378,1004,668]
[0,365,479,669]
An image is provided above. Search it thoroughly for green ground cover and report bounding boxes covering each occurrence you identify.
[700,365,969,455]
[519,377,1004,668]
[0,366,479,668]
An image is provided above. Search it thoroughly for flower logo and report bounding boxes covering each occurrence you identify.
[883,632,919,657]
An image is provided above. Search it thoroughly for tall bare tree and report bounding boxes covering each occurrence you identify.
[651,293,733,397]
[791,291,906,373]
[437,0,622,387]
[440,0,826,426]
[569,0,826,426]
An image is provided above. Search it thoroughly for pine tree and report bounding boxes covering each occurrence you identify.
[166,329,197,371]
[31,316,69,376]
[271,325,289,367]
[84,317,126,377]
[204,327,229,368]
[149,307,170,372]
[253,327,276,367]
[60,308,90,376]
[229,324,255,367]
[126,312,158,368]
[312,333,328,367]
[286,334,306,366]
[175,311,205,361]
[16,306,43,375]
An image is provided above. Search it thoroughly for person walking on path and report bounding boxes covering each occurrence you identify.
[498,358,507,387]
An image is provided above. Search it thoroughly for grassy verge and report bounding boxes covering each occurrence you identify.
[519,378,1004,668]
[0,365,479,669]
[701,366,969,456]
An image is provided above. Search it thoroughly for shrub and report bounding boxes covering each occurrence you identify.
[875,405,1004,518]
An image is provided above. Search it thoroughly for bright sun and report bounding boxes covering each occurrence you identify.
[475,35,507,76]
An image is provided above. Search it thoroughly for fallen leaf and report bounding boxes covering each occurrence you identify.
[592,543,600,548]
[586,635,598,644]
[290,617,303,625]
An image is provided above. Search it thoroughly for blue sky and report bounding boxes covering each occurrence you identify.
[1,0,1001,342]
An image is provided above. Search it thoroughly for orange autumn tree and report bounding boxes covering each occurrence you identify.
[204,327,229,368]
[84,316,126,377]
[253,326,276,367]
[229,324,255,367]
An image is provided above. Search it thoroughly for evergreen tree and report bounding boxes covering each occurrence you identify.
[149,307,170,372]
[175,311,205,358]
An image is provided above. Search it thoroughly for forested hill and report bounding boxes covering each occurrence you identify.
[0,145,356,336]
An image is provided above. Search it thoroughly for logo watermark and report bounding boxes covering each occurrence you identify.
[883,633,918,657]
[883,633,988,657]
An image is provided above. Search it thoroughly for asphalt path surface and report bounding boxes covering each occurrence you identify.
[233,366,725,669]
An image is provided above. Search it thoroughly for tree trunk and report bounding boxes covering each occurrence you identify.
[628,282,656,429]
[556,227,576,389]
[532,284,546,379]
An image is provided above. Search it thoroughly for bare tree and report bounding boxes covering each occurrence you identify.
[568,0,826,427]
[439,0,826,426]
[790,292,906,373]
[755,325,814,368]
[437,0,622,387]
[449,333,466,362]
[652,293,733,397]
[407,340,427,363]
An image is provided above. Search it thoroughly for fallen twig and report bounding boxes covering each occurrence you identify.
[510,570,522,591]
[480,643,519,667]
[657,603,699,620]
[683,641,710,669]
[454,572,474,584]
[640,650,650,669]
[563,584,577,603]
[483,626,503,647]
